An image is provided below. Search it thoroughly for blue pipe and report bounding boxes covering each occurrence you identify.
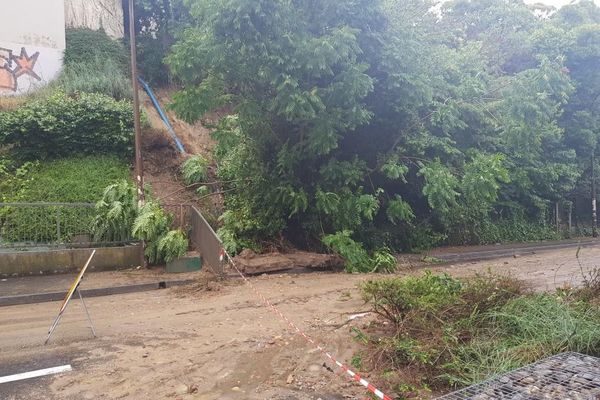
[138,77,187,154]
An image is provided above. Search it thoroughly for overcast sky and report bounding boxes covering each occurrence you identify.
[523,0,600,7]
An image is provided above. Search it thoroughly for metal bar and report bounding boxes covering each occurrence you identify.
[138,77,186,154]
[592,151,597,238]
[45,251,96,345]
[0,202,95,207]
[56,207,61,242]
[77,289,96,338]
[0,240,141,249]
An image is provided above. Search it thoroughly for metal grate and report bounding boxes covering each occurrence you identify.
[438,352,600,400]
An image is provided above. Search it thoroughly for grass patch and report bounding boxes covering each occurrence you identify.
[1,155,131,203]
[0,156,131,244]
[359,272,600,398]
[52,57,132,100]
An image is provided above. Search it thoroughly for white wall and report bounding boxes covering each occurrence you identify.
[65,0,125,39]
[0,0,65,96]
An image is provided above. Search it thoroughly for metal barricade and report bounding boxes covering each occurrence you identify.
[188,206,224,274]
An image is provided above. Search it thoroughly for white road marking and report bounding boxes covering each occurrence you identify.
[0,364,72,384]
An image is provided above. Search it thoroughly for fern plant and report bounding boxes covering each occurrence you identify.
[92,181,190,264]
[91,180,138,242]
[157,229,189,263]
[181,155,209,185]
[132,201,172,263]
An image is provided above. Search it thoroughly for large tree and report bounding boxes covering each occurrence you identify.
[167,0,600,254]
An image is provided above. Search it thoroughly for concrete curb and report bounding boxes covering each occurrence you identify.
[0,279,195,307]
[432,239,600,263]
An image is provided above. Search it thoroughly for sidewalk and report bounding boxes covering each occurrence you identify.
[428,237,600,263]
[0,268,201,298]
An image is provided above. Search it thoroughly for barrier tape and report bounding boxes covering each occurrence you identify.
[219,248,393,400]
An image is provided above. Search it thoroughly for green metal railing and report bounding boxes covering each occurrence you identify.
[0,202,127,248]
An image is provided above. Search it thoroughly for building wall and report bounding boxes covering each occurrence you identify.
[64,0,125,39]
[0,0,66,95]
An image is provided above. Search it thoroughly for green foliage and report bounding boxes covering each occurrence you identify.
[0,91,133,160]
[53,57,132,100]
[41,29,132,99]
[133,201,173,263]
[166,0,600,253]
[0,157,130,244]
[350,354,363,370]
[470,216,560,245]
[322,231,371,273]
[445,294,600,386]
[371,248,398,273]
[1,156,130,203]
[92,181,189,264]
[91,180,138,242]
[127,0,190,86]
[181,155,209,185]
[386,195,415,225]
[381,159,409,182]
[359,273,600,390]
[157,229,189,263]
[361,272,463,324]
[64,28,128,68]
[169,0,382,251]
[323,231,398,273]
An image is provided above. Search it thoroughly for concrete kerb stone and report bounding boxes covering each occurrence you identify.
[0,279,195,307]
[0,245,142,278]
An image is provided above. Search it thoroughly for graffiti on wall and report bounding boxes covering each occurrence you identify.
[0,47,41,93]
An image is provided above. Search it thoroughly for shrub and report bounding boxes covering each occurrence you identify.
[0,157,131,244]
[1,156,131,203]
[91,180,138,242]
[322,230,372,273]
[0,91,133,160]
[359,273,600,393]
[92,181,189,264]
[64,28,128,69]
[445,294,600,386]
[157,229,189,263]
[181,155,209,185]
[53,57,132,100]
[360,272,463,325]
[323,231,399,273]
[58,29,131,100]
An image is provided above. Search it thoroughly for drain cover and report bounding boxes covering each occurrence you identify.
[438,352,600,400]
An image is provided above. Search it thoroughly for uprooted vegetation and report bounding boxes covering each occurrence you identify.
[357,272,600,398]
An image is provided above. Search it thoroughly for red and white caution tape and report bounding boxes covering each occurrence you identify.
[221,249,393,400]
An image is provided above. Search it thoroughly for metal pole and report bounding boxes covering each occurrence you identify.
[129,0,147,267]
[56,207,61,243]
[77,289,97,338]
[129,0,145,206]
[555,201,560,234]
[593,151,598,238]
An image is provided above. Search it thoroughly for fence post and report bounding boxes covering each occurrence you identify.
[56,207,61,243]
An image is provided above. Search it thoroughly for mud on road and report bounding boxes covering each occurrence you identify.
[1,245,599,400]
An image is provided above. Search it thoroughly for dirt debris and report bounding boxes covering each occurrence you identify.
[3,247,600,399]
[234,250,344,275]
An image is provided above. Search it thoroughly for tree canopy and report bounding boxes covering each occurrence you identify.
[165,0,600,255]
